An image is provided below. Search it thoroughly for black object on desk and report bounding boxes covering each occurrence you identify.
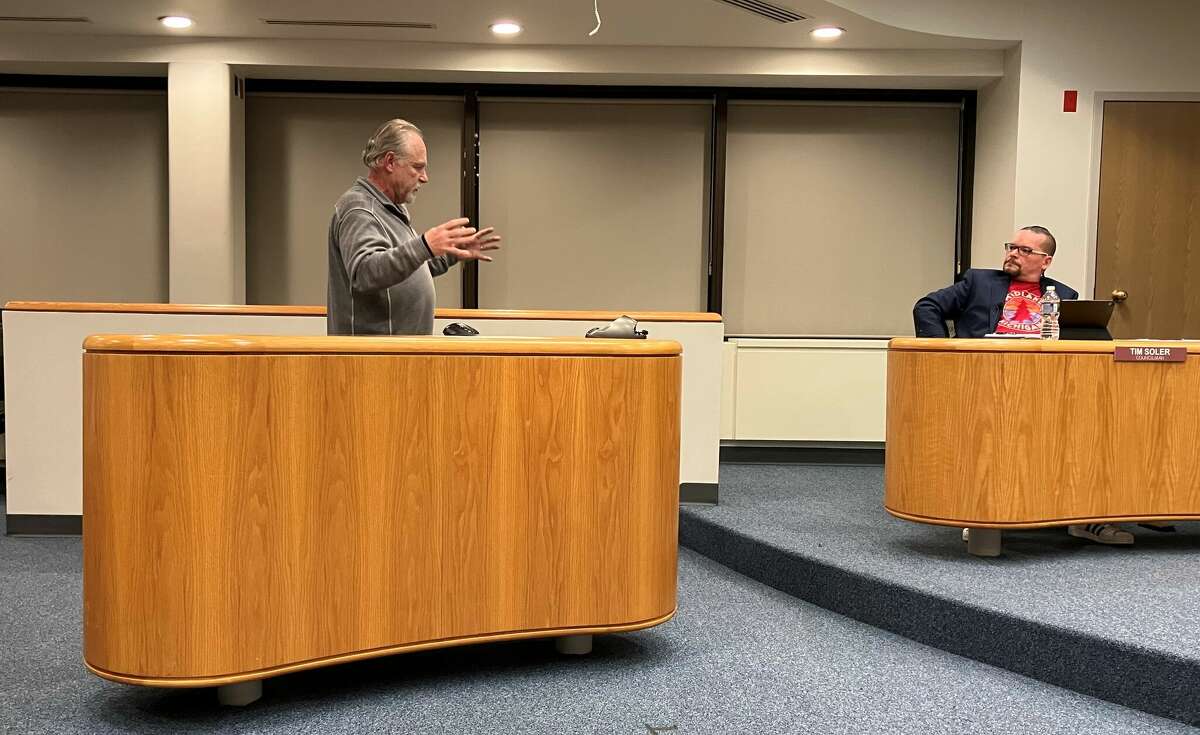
[443,322,480,336]
[1058,300,1114,340]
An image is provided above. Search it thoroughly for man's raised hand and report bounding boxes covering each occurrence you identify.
[424,218,476,258]
[425,219,502,262]
[460,226,502,262]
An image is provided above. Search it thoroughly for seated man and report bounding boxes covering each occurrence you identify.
[914,225,1077,338]
[913,225,1132,546]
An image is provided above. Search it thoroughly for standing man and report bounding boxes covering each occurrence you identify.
[913,225,1135,546]
[328,118,500,336]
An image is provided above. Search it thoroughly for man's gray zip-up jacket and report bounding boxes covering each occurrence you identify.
[327,177,457,335]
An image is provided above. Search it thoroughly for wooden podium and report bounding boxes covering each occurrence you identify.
[82,334,681,702]
[884,338,1200,555]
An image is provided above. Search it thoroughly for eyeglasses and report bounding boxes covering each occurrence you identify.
[1003,243,1050,257]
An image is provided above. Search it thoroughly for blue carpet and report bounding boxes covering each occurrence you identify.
[3,494,1197,733]
[680,463,1200,725]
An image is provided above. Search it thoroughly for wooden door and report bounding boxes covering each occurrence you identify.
[1095,101,1200,338]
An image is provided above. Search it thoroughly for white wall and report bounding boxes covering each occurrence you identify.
[1011,13,1200,297]
[723,338,888,441]
[0,34,1003,89]
[970,45,1020,273]
[829,0,1200,297]
[167,62,246,304]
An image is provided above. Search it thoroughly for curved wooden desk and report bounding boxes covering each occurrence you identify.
[885,338,1200,555]
[83,334,681,699]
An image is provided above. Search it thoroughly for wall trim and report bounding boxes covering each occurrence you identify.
[6,514,82,535]
[0,73,165,90]
[680,482,719,505]
[721,441,884,465]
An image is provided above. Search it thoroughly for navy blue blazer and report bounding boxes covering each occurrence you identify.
[913,268,1080,338]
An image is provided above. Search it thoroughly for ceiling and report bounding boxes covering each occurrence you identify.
[0,0,1011,49]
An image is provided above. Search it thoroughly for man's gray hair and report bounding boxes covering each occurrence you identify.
[361,119,423,169]
[1021,225,1057,256]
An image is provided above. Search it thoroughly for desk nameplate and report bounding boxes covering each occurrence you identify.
[1114,345,1186,363]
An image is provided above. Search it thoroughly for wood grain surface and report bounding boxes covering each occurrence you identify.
[82,334,682,357]
[1095,101,1200,339]
[83,347,680,684]
[885,340,1200,526]
[7,301,722,322]
[889,337,1200,354]
[86,610,677,687]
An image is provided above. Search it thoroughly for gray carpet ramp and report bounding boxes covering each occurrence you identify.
[679,464,1200,725]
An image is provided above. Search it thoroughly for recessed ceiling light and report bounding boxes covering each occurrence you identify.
[490,21,522,36]
[810,26,845,40]
[159,15,194,29]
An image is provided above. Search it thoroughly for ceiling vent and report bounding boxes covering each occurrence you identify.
[710,0,807,23]
[0,16,91,23]
[262,18,436,30]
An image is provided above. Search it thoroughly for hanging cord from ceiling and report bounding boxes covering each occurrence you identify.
[588,0,602,36]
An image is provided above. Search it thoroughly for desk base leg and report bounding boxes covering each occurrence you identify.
[967,528,1002,557]
[555,635,593,655]
[217,680,263,706]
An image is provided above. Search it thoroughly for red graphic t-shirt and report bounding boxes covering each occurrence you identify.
[994,280,1043,334]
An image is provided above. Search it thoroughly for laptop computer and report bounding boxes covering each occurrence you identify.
[1058,299,1114,340]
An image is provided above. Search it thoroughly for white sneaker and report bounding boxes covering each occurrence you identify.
[962,528,970,542]
[1068,523,1134,545]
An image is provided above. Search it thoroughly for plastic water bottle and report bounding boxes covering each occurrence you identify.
[1040,286,1060,340]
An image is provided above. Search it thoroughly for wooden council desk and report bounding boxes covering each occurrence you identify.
[884,338,1200,556]
[83,334,681,704]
